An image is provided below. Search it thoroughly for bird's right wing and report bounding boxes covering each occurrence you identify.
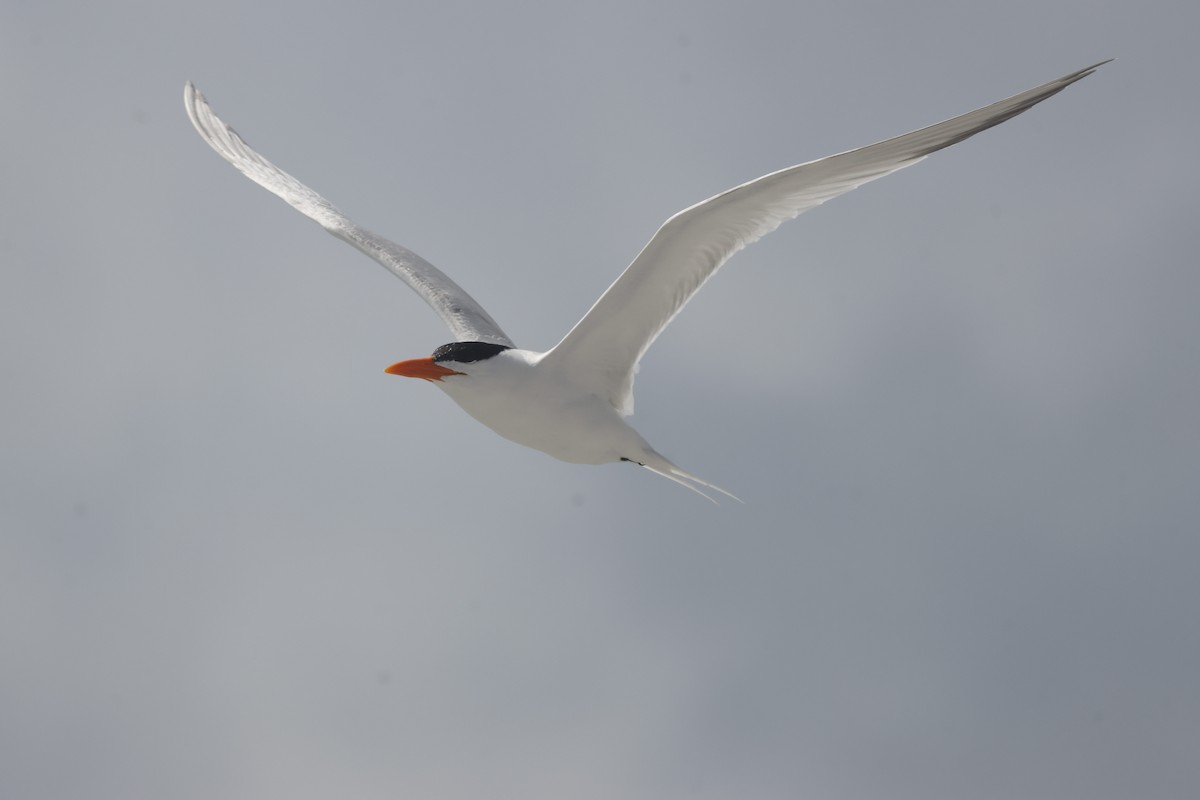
[541,61,1108,415]
[184,83,514,348]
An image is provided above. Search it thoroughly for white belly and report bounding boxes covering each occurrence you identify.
[434,350,653,465]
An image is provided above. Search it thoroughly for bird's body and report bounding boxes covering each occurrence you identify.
[439,347,652,462]
[435,349,643,466]
[387,344,726,495]
[185,62,1106,500]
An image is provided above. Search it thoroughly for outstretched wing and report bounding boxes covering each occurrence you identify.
[541,61,1108,415]
[184,83,514,348]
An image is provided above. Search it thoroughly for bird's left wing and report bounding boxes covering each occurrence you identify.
[184,83,514,348]
[541,61,1107,415]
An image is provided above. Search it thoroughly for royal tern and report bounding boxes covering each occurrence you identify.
[184,62,1105,501]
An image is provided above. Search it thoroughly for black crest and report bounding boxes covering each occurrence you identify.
[431,341,512,364]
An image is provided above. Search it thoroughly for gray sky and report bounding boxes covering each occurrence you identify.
[3,1,1198,798]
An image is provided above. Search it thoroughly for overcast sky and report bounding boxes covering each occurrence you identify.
[3,1,1198,798]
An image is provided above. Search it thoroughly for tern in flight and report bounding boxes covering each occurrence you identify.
[185,61,1105,500]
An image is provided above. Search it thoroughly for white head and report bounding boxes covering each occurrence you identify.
[383,341,513,382]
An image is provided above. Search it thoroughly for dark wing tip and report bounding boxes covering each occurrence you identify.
[909,59,1112,159]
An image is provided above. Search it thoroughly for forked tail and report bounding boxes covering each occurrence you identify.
[625,451,742,504]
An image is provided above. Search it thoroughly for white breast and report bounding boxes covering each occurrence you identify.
[433,349,655,465]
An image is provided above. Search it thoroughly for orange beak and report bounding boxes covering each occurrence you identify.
[383,357,464,382]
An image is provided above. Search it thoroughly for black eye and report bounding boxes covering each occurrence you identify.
[431,342,512,364]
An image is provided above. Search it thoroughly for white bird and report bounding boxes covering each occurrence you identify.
[184,62,1105,501]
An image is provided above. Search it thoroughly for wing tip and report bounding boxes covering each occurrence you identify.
[905,58,1112,160]
[182,79,229,150]
[182,80,201,126]
[182,80,213,125]
[1055,58,1114,89]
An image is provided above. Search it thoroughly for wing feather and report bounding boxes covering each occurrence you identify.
[184,83,514,348]
[543,61,1108,415]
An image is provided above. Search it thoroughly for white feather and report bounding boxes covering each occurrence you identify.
[542,61,1110,416]
[183,82,513,348]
